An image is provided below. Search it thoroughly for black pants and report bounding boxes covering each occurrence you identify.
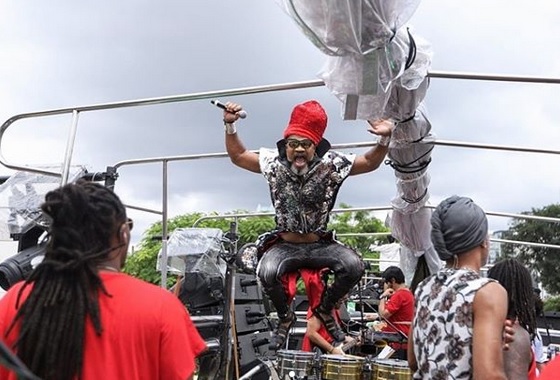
[256,239,365,317]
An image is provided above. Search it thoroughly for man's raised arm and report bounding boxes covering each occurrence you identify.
[349,119,394,175]
[222,102,261,173]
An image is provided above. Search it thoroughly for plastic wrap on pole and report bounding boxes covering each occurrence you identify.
[387,108,436,257]
[275,0,422,56]
[320,29,432,120]
[385,76,430,121]
[388,109,434,213]
[275,0,431,120]
[390,207,433,254]
[326,38,432,121]
[319,29,423,120]
[392,173,430,211]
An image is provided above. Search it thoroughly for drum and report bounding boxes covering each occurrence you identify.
[321,354,364,380]
[276,350,316,379]
[372,359,412,380]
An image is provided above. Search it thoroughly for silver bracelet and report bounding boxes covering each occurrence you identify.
[224,122,237,135]
[377,135,391,147]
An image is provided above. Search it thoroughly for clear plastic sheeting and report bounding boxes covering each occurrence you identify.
[275,0,432,120]
[389,107,433,214]
[386,106,438,265]
[157,228,226,277]
[389,208,432,255]
[275,0,421,56]
[319,29,432,120]
[0,166,87,240]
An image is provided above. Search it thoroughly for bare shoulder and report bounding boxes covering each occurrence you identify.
[474,280,507,309]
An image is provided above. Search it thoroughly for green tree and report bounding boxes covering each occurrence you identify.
[124,206,389,286]
[544,296,560,312]
[123,211,275,286]
[329,203,391,259]
[501,204,560,295]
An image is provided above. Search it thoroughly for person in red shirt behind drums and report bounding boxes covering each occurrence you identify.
[0,180,206,380]
[377,266,414,360]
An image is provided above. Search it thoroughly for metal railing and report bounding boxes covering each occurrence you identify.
[1,70,559,287]
[1,71,560,180]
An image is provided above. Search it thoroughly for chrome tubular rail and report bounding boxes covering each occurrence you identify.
[1,70,559,287]
[1,70,560,182]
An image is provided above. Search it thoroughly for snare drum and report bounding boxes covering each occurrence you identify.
[372,358,412,380]
[277,350,316,379]
[321,354,364,380]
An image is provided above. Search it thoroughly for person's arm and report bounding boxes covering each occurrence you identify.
[378,288,395,319]
[472,282,508,380]
[349,119,393,175]
[223,102,261,173]
[306,316,343,355]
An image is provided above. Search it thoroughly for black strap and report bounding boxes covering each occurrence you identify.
[405,28,417,70]
[384,145,434,174]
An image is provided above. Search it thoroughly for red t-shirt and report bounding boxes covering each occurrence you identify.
[538,355,560,380]
[382,287,414,338]
[0,272,207,380]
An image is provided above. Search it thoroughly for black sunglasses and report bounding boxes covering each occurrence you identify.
[286,139,314,149]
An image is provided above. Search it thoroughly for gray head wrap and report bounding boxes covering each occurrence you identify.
[431,195,488,261]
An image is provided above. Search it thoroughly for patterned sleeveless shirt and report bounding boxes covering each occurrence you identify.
[412,268,495,379]
[258,148,354,233]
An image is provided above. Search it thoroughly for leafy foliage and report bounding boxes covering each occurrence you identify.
[123,211,276,286]
[123,205,389,286]
[500,204,560,295]
[544,296,560,312]
[329,203,390,273]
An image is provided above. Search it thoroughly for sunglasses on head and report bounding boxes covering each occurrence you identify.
[286,139,314,149]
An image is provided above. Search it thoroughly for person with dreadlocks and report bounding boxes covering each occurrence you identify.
[221,100,394,349]
[408,195,509,379]
[487,258,538,380]
[0,180,206,380]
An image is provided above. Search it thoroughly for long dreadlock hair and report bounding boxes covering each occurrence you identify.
[6,180,127,380]
[487,258,537,337]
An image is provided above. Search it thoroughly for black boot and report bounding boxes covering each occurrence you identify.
[268,310,296,350]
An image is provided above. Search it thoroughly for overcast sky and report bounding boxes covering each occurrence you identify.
[0,1,559,249]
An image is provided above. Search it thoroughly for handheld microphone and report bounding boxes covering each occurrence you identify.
[211,99,247,119]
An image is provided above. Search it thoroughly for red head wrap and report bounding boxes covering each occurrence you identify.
[282,100,327,145]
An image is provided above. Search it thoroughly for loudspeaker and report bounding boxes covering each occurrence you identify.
[237,331,274,367]
[235,304,269,334]
[179,272,224,310]
[235,273,261,302]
